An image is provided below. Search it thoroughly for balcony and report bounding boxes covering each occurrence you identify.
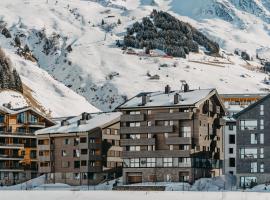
[39,166,51,173]
[0,122,5,127]
[120,125,174,134]
[121,114,145,122]
[37,145,50,151]
[153,112,193,121]
[0,143,24,149]
[165,137,192,145]
[38,156,50,162]
[122,150,190,158]
[121,138,156,146]
[27,122,46,128]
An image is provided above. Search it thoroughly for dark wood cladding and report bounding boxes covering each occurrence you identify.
[165,137,192,145]
[120,125,174,134]
[121,114,145,122]
[152,112,193,120]
[122,150,190,158]
[121,138,156,146]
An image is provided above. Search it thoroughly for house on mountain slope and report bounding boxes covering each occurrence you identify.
[35,112,123,186]
[0,104,55,185]
[117,85,226,184]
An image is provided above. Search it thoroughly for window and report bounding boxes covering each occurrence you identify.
[81,160,87,166]
[29,114,38,123]
[164,121,169,126]
[129,134,140,139]
[73,149,80,157]
[147,110,151,115]
[229,158,235,167]
[147,121,151,126]
[163,158,173,167]
[74,138,79,146]
[114,130,118,135]
[106,129,111,134]
[89,161,95,167]
[147,158,156,167]
[169,109,174,113]
[260,105,264,116]
[250,133,258,144]
[130,111,140,115]
[147,133,152,139]
[130,122,140,127]
[130,158,140,167]
[181,127,191,137]
[129,146,140,151]
[62,150,67,157]
[260,134,264,144]
[180,145,190,150]
[17,112,26,124]
[169,145,173,150]
[229,148,234,154]
[0,115,4,123]
[260,148,264,158]
[164,133,169,138]
[240,120,257,130]
[90,149,96,155]
[260,163,264,173]
[251,162,257,173]
[80,137,87,143]
[73,173,80,180]
[61,161,70,168]
[179,172,190,182]
[228,124,234,131]
[240,148,257,159]
[169,121,174,126]
[74,161,80,169]
[64,139,70,145]
[89,138,95,143]
[229,135,235,144]
[260,119,264,130]
[179,158,191,166]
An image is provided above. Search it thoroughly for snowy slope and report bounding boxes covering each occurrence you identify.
[0,0,270,111]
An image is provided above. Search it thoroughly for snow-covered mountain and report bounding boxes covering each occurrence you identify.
[1,0,270,111]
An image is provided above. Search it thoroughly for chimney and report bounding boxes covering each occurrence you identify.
[61,120,69,126]
[165,85,171,94]
[3,103,12,109]
[183,83,189,92]
[81,112,88,120]
[174,93,179,104]
[142,94,150,106]
[86,113,92,120]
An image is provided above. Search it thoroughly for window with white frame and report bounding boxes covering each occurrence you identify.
[240,148,257,159]
[163,158,173,167]
[147,121,151,126]
[169,109,174,113]
[251,162,257,173]
[250,133,258,144]
[130,134,140,139]
[130,146,140,151]
[260,105,264,116]
[240,120,257,130]
[179,157,191,164]
[169,145,173,150]
[260,134,264,144]
[130,158,140,167]
[130,122,140,127]
[164,121,169,126]
[147,158,156,167]
[164,133,169,138]
[260,163,264,173]
[260,148,264,158]
[181,127,191,137]
[260,119,264,130]
[130,111,140,115]
[169,121,174,126]
[147,133,152,138]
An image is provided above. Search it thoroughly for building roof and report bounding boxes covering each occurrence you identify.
[220,93,267,99]
[234,93,270,118]
[35,112,122,135]
[118,88,221,109]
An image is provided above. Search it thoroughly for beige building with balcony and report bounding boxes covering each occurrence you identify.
[0,104,55,185]
[117,85,226,184]
[36,112,122,186]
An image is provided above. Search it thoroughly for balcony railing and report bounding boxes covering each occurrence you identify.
[121,138,156,146]
[121,114,145,122]
[165,137,192,145]
[122,150,190,158]
[0,143,24,148]
[27,122,46,127]
[152,112,193,121]
[120,125,174,134]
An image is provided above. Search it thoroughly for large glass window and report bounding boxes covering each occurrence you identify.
[240,148,257,159]
[240,120,257,130]
[17,113,26,124]
[147,158,156,167]
[250,133,258,144]
[251,162,257,173]
[0,115,4,123]
[240,177,257,188]
[130,158,140,167]
[163,158,173,167]
[29,114,38,123]
[180,127,191,137]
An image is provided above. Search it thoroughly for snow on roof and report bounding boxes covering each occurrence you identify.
[119,89,215,109]
[0,90,29,113]
[35,112,122,135]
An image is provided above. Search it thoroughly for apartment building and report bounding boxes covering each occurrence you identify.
[0,104,55,185]
[234,94,270,188]
[117,85,226,184]
[36,112,122,186]
[220,94,266,175]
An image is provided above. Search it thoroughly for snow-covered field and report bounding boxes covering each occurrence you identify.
[1,0,270,111]
[2,191,270,200]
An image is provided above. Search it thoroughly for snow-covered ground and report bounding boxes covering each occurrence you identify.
[1,0,270,111]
